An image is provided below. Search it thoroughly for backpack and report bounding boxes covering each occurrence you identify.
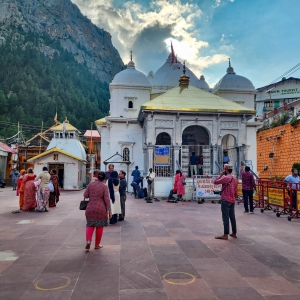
[143,187,148,198]
[138,188,145,198]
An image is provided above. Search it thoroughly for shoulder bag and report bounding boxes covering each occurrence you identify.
[219,177,233,196]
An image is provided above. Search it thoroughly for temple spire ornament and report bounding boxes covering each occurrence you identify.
[179,61,190,86]
[226,57,235,74]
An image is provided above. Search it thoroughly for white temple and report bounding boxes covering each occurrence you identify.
[96,50,259,196]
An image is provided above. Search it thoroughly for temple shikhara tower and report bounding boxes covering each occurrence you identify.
[96,49,259,196]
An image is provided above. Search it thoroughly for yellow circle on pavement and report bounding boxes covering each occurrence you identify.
[163,272,196,285]
[34,276,71,291]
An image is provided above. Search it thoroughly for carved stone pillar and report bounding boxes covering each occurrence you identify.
[212,144,219,175]
[173,146,180,173]
[147,146,154,170]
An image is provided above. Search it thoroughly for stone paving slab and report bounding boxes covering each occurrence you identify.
[1,188,300,299]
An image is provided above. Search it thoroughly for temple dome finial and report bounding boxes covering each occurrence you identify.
[179,61,190,86]
[227,58,235,74]
[127,51,135,69]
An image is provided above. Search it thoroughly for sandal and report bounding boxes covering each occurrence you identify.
[12,210,20,214]
[215,235,228,240]
[94,245,103,249]
[85,242,91,250]
[229,234,237,238]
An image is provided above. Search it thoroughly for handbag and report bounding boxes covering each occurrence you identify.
[49,181,54,192]
[182,177,186,185]
[147,179,153,185]
[79,198,89,210]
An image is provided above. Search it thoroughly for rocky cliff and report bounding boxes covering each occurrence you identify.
[0,0,124,83]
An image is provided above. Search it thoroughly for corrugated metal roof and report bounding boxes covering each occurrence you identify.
[0,142,17,154]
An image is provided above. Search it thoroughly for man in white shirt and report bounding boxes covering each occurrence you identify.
[146,168,155,203]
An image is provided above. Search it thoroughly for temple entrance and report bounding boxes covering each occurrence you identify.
[221,134,237,174]
[156,132,171,145]
[181,126,210,177]
[48,163,64,188]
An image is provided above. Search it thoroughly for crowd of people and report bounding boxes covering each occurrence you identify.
[10,166,60,213]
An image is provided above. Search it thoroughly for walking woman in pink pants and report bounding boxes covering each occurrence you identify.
[84,172,112,251]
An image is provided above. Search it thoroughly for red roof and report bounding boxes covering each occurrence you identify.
[0,142,17,154]
[83,130,100,139]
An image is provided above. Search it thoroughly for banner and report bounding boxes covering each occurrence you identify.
[268,188,284,206]
[297,191,300,211]
[154,146,170,166]
[237,182,243,197]
[196,178,222,198]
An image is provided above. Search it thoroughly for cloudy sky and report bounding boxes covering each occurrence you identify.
[72,0,300,87]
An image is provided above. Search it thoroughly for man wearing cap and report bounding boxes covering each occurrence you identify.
[214,164,238,240]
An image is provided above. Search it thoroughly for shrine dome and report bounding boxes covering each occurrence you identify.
[110,60,151,88]
[213,60,255,93]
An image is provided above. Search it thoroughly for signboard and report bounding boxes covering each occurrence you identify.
[297,191,300,211]
[237,182,243,197]
[196,178,222,198]
[268,187,284,206]
[154,146,170,166]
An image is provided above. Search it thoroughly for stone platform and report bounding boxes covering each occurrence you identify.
[1,187,300,299]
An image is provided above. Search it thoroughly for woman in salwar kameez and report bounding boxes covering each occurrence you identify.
[22,168,37,211]
[49,170,60,207]
[108,171,121,225]
[35,166,51,212]
[84,172,112,250]
[17,170,26,210]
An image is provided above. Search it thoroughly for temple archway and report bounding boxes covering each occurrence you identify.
[221,134,237,174]
[181,125,210,176]
[156,132,171,145]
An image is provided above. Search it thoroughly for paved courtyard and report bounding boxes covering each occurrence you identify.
[1,188,300,300]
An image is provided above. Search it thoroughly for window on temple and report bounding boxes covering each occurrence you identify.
[123,148,130,161]
[53,154,58,160]
[128,101,133,108]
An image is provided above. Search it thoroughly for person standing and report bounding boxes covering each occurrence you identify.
[22,168,37,211]
[223,151,230,167]
[84,171,112,250]
[284,168,299,209]
[10,168,19,190]
[241,166,256,214]
[35,166,51,212]
[49,169,60,207]
[175,171,186,201]
[146,168,155,203]
[198,154,204,176]
[91,169,100,182]
[214,165,238,240]
[108,171,121,224]
[131,166,141,182]
[189,152,198,176]
[105,164,115,180]
[17,170,26,210]
[118,170,127,221]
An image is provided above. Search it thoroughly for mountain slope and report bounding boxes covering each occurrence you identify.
[0,0,125,138]
[0,0,124,83]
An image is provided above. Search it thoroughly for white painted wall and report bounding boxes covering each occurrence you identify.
[217,91,255,109]
[246,125,257,173]
[33,154,86,190]
[110,87,151,119]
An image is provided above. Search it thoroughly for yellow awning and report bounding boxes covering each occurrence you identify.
[95,117,107,125]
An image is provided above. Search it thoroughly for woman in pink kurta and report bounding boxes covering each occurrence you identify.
[83,172,112,251]
[22,168,37,211]
[175,171,186,200]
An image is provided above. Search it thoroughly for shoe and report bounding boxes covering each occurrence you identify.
[244,211,249,214]
[118,218,124,221]
[94,245,103,249]
[85,242,91,250]
[146,199,153,203]
[154,198,160,202]
[249,211,254,214]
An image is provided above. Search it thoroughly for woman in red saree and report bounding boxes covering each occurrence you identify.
[22,168,37,211]
[17,170,26,210]
[49,169,60,207]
